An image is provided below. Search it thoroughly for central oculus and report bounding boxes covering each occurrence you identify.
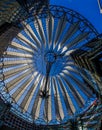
[44,52,56,63]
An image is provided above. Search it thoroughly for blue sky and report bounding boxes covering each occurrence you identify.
[50,0,102,34]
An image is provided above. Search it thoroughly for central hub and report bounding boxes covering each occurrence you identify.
[45,52,56,63]
[34,49,66,76]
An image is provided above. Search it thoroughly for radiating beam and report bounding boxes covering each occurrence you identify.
[22,22,41,48]
[10,42,34,53]
[60,22,80,47]
[17,33,37,51]
[3,59,33,67]
[67,32,89,49]
[54,16,67,47]
[12,75,34,101]
[46,14,54,47]
[3,64,33,79]
[53,78,64,121]
[3,51,33,58]
[62,76,84,107]
[5,69,32,91]
[34,17,46,46]
[21,74,41,112]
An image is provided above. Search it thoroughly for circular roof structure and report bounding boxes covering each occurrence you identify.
[0,5,98,125]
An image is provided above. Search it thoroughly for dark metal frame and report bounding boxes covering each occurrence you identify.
[16,0,49,13]
[22,5,98,34]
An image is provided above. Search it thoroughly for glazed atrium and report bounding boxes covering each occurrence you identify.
[0,0,102,130]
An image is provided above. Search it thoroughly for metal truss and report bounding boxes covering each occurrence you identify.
[16,0,49,13]
[23,5,98,37]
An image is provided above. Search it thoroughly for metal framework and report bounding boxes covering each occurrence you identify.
[16,0,49,13]
[0,0,21,25]
[0,24,21,57]
[1,97,101,130]
[0,5,100,129]
[71,34,102,96]
[77,99,102,130]
[0,0,49,26]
